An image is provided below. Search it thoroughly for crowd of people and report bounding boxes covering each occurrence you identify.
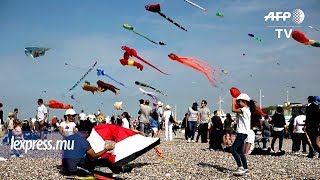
[0,95,319,177]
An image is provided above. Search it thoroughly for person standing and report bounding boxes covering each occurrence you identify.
[293,110,307,154]
[36,98,48,140]
[305,96,320,158]
[13,108,18,120]
[79,110,86,123]
[139,100,152,134]
[0,103,3,138]
[186,102,199,143]
[270,106,286,153]
[230,93,252,175]
[197,100,210,143]
[163,105,174,141]
[209,110,223,150]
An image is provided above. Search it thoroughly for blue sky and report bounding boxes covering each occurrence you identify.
[0,0,319,120]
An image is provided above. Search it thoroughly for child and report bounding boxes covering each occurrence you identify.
[230,93,254,175]
[12,119,24,157]
[150,111,159,137]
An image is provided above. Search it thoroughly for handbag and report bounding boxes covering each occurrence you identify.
[169,112,175,123]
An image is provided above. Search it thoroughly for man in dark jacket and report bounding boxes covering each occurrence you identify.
[305,96,320,158]
[209,110,223,150]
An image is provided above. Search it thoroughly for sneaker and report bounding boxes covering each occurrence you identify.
[233,167,245,175]
[270,149,275,153]
[244,169,249,174]
[0,157,7,161]
[209,148,214,151]
[262,148,268,151]
[188,138,191,143]
[302,151,308,156]
[191,140,195,143]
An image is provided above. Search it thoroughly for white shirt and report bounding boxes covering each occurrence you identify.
[122,118,130,129]
[60,121,77,136]
[163,110,172,123]
[235,107,251,135]
[293,115,306,133]
[79,113,86,120]
[37,104,47,122]
[187,107,198,121]
[245,130,255,154]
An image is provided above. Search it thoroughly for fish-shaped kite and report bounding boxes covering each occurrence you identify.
[97,80,120,95]
[97,68,126,88]
[139,88,159,102]
[168,53,218,87]
[184,0,207,12]
[82,82,99,94]
[145,4,187,32]
[69,61,97,91]
[292,30,320,47]
[135,81,167,96]
[123,24,165,45]
[25,47,50,58]
[119,59,143,71]
[122,46,169,75]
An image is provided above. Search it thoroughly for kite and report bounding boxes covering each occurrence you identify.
[309,26,319,31]
[159,42,166,45]
[25,47,50,58]
[70,95,80,104]
[123,24,158,45]
[97,68,126,88]
[42,91,47,94]
[82,82,99,94]
[114,102,123,110]
[154,147,174,165]
[122,46,169,75]
[184,0,207,12]
[243,53,246,56]
[216,12,223,17]
[248,34,262,42]
[291,30,320,47]
[145,4,187,32]
[135,81,167,96]
[97,80,119,95]
[221,69,228,74]
[139,88,160,102]
[47,100,72,109]
[168,53,218,87]
[69,61,97,91]
[119,59,143,71]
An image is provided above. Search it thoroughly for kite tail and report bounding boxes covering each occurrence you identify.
[132,30,158,44]
[135,55,169,75]
[157,12,187,32]
[103,75,126,88]
[69,61,97,91]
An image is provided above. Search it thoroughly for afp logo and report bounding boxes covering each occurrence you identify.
[264,9,305,24]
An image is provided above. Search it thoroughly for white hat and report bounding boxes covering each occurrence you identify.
[236,93,251,101]
[157,101,163,106]
[165,105,171,110]
[65,109,76,115]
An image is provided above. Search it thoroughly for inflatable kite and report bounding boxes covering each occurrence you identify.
[248,34,262,42]
[184,0,207,12]
[122,46,169,75]
[87,124,160,166]
[139,88,160,102]
[291,30,320,47]
[97,68,126,88]
[25,47,50,58]
[82,81,99,94]
[114,102,123,110]
[229,87,266,116]
[145,4,187,32]
[123,24,165,45]
[119,59,143,71]
[135,81,167,96]
[97,80,119,95]
[168,53,218,87]
[48,100,72,109]
[69,61,97,91]
[216,12,223,17]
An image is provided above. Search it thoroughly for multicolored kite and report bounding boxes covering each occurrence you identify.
[139,88,159,102]
[97,80,119,95]
[184,0,207,12]
[291,30,320,47]
[122,46,169,75]
[145,4,187,32]
[97,68,126,88]
[25,47,50,58]
[119,59,143,71]
[168,53,218,87]
[123,24,165,45]
[135,81,167,96]
[69,61,97,91]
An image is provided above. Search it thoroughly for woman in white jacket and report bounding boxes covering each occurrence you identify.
[163,105,174,141]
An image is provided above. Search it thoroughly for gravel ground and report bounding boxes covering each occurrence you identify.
[0,132,320,180]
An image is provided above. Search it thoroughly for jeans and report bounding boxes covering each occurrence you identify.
[271,130,284,151]
[187,121,197,140]
[306,127,320,155]
[139,122,148,134]
[230,133,248,169]
[294,133,307,152]
[262,130,271,149]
